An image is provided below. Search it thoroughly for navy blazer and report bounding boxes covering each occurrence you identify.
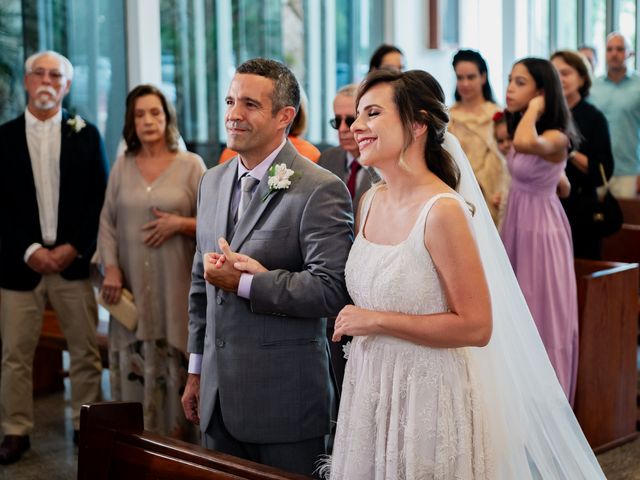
[0,110,108,290]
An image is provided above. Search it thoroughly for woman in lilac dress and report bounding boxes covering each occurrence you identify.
[501,58,580,405]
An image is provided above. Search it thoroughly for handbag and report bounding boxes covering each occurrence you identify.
[96,288,138,331]
[591,163,623,237]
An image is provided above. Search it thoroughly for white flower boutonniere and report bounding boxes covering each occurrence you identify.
[66,115,86,134]
[262,163,296,201]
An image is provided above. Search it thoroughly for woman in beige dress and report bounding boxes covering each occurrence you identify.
[97,84,205,439]
[449,49,506,223]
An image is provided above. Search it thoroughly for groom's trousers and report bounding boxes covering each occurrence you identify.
[203,396,326,479]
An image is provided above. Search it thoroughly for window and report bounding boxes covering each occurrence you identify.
[528,0,550,56]
[0,1,25,124]
[584,0,607,76]
[554,0,578,51]
[0,0,128,163]
[618,0,636,70]
[160,0,384,155]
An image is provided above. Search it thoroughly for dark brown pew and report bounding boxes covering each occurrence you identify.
[78,402,311,480]
[619,197,640,225]
[602,224,640,264]
[573,259,639,452]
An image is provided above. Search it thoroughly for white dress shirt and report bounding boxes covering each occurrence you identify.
[24,108,62,262]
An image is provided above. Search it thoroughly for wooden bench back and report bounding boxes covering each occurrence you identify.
[78,402,311,480]
[573,259,639,452]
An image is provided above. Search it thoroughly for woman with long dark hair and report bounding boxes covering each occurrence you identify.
[501,58,580,405]
[449,49,506,222]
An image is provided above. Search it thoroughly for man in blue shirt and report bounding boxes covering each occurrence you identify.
[590,33,640,198]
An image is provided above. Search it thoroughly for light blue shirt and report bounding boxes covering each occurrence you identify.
[589,71,640,176]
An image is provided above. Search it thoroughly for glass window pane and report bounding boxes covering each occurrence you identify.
[584,0,606,77]
[0,0,26,124]
[619,0,636,70]
[528,0,550,56]
[556,0,577,50]
[61,0,127,164]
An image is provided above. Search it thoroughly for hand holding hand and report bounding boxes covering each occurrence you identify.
[333,305,378,342]
[101,265,123,304]
[142,207,184,247]
[202,238,242,292]
[26,247,60,274]
[216,237,268,274]
[181,374,201,424]
[49,243,78,271]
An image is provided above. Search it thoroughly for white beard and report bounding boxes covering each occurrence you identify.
[34,86,58,110]
[34,97,57,110]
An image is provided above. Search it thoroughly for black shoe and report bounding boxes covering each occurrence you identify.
[0,435,30,464]
[73,430,80,446]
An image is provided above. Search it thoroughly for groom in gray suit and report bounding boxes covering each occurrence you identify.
[182,58,353,477]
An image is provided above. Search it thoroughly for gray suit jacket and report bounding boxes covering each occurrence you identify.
[317,146,380,212]
[188,141,354,444]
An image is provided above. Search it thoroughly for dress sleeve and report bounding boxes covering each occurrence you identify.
[97,155,124,267]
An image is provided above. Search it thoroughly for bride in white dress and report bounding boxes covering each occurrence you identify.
[326,69,605,479]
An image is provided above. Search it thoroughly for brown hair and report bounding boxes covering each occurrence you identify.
[123,84,180,154]
[550,50,592,98]
[356,69,460,189]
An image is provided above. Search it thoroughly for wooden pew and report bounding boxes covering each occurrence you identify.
[573,259,639,452]
[78,402,311,479]
[618,197,640,225]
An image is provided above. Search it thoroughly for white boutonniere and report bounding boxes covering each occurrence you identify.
[66,115,86,134]
[262,163,296,201]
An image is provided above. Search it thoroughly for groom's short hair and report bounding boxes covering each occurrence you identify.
[236,58,300,116]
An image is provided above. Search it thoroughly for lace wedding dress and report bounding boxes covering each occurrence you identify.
[328,187,493,480]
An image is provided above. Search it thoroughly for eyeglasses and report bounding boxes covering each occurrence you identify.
[28,68,65,84]
[329,115,356,129]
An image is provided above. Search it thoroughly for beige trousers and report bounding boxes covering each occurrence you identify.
[0,274,102,435]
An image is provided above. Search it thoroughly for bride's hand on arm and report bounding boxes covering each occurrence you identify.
[332,305,380,341]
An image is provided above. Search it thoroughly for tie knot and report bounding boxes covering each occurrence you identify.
[241,175,259,193]
[350,160,361,173]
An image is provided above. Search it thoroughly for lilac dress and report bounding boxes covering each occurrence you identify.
[500,149,578,405]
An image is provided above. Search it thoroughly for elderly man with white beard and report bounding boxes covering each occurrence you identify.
[0,50,108,463]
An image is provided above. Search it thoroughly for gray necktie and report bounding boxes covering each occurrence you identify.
[237,174,259,222]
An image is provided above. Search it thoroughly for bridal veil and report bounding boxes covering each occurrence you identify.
[443,132,605,479]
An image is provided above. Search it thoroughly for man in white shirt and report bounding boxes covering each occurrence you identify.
[0,50,107,463]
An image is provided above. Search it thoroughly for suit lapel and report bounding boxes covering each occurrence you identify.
[215,158,239,240]
[230,142,298,252]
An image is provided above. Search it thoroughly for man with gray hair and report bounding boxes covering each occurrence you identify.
[182,58,352,477]
[590,33,640,198]
[0,50,106,463]
[319,84,379,210]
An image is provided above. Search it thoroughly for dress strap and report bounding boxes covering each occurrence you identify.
[357,185,382,234]
[407,192,468,245]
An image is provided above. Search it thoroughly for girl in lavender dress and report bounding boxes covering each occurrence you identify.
[501,58,580,405]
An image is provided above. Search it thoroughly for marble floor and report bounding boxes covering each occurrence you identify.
[0,368,639,479]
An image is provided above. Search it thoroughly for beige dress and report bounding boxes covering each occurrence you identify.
[449,102,506,223]
[97,151,205,438]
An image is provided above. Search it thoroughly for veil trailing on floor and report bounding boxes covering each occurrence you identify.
[443,132,605,479]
